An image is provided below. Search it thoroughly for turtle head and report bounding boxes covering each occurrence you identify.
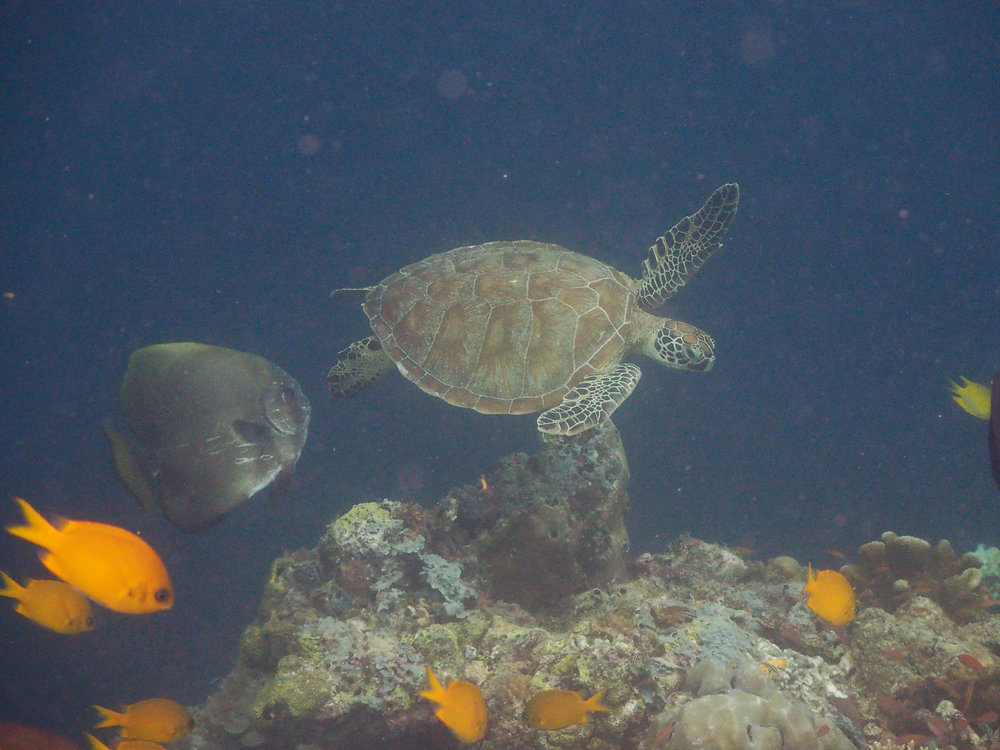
[646,319,715,372]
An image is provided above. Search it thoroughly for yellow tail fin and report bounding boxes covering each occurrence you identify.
[83,734,112,750]
[92,704,124,728]
[585,690,611,714]
[419,665,446,702]
[0,570,25,599]
[5,497,59,549]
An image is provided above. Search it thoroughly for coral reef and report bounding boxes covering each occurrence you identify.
[640,660,854,749]
[842,532,988,623]
[445,419,631,614]
[972,545,1000,598]
[178,515,860,750]
[171,432,1000,749]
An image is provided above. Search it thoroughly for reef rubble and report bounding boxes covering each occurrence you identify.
[174,423,1000,750]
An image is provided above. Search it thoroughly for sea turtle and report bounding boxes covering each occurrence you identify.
[327,183,739,435]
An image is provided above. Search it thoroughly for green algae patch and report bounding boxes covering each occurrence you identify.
[252,655,332,720]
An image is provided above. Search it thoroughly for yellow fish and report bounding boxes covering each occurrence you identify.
[93,698,193,743]
[84,734,167,750]
[419,665,487,743]
[0,570,95,634]
[803,563,856,626]
[5,497,173,614]
[949,377,992,419]
[526,688,610,730]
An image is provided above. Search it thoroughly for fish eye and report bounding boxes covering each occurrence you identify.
[85,616,96,628]
[155,588,173,604]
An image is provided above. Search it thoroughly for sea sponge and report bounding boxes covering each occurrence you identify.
[644,660,853,750]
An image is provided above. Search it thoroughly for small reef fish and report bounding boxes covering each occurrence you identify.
[949,376,992,419]
[419,665,487,743]
[526,688,610,730]
[84,734,167,750]
[759,658,787,677]
[93,698,193,743]
[0,721,81,750]
[803,563,856,626]
[5,497,173,614]
[0,570,95,634]
[957,653,986,672]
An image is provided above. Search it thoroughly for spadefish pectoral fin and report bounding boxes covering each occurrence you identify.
[536,363,642,436]
[103,420,159,515]
[232,419,272,443]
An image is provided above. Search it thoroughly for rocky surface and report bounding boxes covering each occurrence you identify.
[172,423,1000,749]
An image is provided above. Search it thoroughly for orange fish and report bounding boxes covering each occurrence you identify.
[93,698,192,743]
[419,666,487,743]
[526,688,610,730]
[0,570,95,634]
[5,497,173,614]
[84,734,167,750]
[0,721,81,750]
[803,563,856,626]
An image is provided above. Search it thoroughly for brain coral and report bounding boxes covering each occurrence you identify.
[643,660,854,750]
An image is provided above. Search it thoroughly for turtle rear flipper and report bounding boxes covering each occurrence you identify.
[327,336,395,398]
[536,363,641,435]
[636,182,739,310]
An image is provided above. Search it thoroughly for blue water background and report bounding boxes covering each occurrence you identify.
[1,0,998,737]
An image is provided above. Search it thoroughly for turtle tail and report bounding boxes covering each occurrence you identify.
[329,286,373,300]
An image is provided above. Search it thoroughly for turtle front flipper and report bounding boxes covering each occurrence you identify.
[536,363,642,435]
[636,182,740,310]
[327,336,395,398]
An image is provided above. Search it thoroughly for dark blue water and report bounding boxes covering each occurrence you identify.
[2,0,998,739]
